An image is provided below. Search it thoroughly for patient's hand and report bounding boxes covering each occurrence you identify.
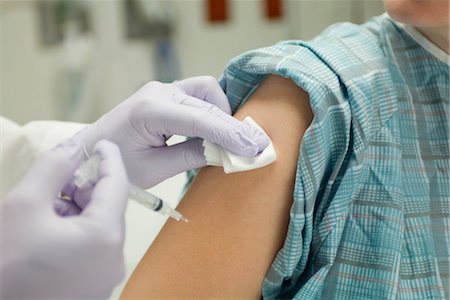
[121,75,313,299]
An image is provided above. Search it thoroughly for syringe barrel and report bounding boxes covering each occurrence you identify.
[128,184,162,211]
[128,185,184,221]
[74,156,186,221]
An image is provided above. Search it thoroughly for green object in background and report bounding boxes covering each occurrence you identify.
[38,0,90,46]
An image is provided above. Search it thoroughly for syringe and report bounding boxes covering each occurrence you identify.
[73,154,188,222]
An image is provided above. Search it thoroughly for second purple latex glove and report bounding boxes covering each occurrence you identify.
[1,139,129,299]
[79,76,269,188]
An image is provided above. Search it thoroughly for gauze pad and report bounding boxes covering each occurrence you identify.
[203,116,277,173]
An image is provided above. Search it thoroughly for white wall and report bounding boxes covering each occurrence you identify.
[291,0,384,40]
[1,0,291,124]
[0,0,384,124]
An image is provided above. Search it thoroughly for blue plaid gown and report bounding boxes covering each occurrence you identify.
[187,14,449,299]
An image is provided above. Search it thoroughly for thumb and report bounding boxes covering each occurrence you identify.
[14,138,83,209]
[175,76,231,114]
[81,140,129,229]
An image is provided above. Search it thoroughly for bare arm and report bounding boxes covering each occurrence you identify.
[121,75,313,299]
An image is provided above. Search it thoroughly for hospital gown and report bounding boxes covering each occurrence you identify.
[188,14,450,299]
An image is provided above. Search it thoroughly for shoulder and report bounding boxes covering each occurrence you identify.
[223,15,398,145]
[222,14,391,102]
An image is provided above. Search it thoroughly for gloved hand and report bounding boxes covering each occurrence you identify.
[0,138,129,299]
[79,76,270,188]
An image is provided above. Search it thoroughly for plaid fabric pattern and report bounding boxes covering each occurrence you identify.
[186,14,449,299]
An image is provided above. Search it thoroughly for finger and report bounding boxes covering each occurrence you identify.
[72,184,94,210]
[160,99,269,156]
[174,76,231,114]
[53,198,82,216]
[61,175,94,210]
[81,140,129,229]
[14,138,83,208]
[136,138,207,186]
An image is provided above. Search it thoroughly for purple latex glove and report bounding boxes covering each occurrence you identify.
[79,76,270,188]
[0,138,128,299]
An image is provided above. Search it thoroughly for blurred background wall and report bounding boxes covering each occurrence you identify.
[0,1,385,298]
[1,0,384,125]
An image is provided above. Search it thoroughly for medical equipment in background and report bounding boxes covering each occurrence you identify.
[38,0,90,46]
[125,0,180,83]
[74,154,188,222]
[207,0,228,23]
[206,0,284,23]
[38,0,97,122]
[265,0,283,20]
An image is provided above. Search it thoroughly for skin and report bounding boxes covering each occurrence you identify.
[384,0,450,52]
[121,75,313,299]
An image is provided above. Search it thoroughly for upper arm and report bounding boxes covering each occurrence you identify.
[121,75,313,299]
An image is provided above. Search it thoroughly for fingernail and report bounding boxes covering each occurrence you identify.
[53,199,81,217]
[53,138,82,161]
[55,137,80,151]
[254,134,270,153]
[240,123,270,153]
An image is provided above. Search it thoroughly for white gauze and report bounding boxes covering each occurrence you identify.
[202,116,277,174]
